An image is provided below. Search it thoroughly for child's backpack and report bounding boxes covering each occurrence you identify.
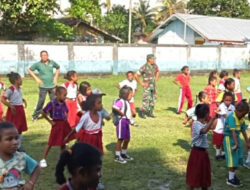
[112,99,127,125]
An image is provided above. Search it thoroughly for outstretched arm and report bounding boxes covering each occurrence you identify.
[53,68,60,85]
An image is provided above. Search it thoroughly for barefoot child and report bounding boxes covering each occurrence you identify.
[233,69,242,104]
[113,86,134,164]
[212,92,235,161]
[174,66,193,114]
[224,100,249,187]
[56,143,102,190]
[186,104,217,190]
[0,75,6,121]
[62,70,78,127]
[2,72,27,149]
[0,122,40,189]
[40,86,73,168]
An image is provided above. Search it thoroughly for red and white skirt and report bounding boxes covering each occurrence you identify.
[48,120,74,146]
[78,131,103,154]
[186,147,211,188]
[6,105,27,133]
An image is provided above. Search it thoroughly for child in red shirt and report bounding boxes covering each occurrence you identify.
[174,66,193,114]
[204,76,218,118]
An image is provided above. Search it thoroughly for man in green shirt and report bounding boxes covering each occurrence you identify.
[28,50,60,120]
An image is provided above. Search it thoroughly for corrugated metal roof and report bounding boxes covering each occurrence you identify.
[148,13,250,43]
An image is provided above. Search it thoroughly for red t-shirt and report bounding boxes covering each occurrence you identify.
[174,74,190,87]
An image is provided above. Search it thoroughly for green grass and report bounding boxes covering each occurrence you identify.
[2,72,250,190]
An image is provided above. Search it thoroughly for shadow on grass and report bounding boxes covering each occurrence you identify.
[165,107,178,114]
[105,142,116,152]
[173,139,190,152]
[136,107,140,114]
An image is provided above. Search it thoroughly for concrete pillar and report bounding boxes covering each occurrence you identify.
[217,45,222,72]
[187,46,191,68]
[17,42,25,77]
[112,43,118,75]
[68,43,74,70]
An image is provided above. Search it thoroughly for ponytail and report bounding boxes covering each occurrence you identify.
[55,149,72,185]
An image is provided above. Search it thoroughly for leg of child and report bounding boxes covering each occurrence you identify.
[228,167,236,180]
[121,139,130,155]
[42,145,52,160]
[246,138,250,165]
[215,145,221,157]
[183,114,190,125]
[115,139,123,157]
[185,87,193,110]
[177,88,185,113]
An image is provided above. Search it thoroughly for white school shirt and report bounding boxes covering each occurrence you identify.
[186,104,198,121]
[233,77,241,93]
[62,81,77,99]
[75,111,102,134]
[214,102,235,134]
[118,79,137,102]
[4,86,23,105]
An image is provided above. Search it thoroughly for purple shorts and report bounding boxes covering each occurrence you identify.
[116,118,130,139]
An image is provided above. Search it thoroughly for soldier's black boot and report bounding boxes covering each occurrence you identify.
[148,110,156,118]
[139,111,146,119]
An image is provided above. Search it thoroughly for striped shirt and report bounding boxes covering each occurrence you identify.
[191,121,208,149]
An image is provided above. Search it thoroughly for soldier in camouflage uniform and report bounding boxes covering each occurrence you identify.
[135,54,159,118]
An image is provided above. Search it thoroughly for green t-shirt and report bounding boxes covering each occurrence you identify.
[224,112,246,137]
[30,60,60,88]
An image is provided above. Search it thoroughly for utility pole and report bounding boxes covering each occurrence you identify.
[128,0,132,44]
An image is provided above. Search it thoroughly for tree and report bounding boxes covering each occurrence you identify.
[187,0,250,18]
[67,0,101,23]
[153,0,186,23]
[0,0,62,39]
[133,0,156,33]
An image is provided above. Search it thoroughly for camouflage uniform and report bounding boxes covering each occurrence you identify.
[137,62,159,113]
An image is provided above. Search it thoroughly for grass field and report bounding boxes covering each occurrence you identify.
[2,72,250,190]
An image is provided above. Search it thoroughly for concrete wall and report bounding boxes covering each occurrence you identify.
[0,41,249,76]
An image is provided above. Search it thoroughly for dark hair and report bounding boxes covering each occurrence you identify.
[79,81,91,95]
[55,143,102,185]
[224,78,235,89]
[119,86,132,100]
[195,104,209,119]
[208,76,217,85]
[55,86,66,94]
[40,50,48,56]
[233,69,241,77]
[126,71,134,76]
[6,72,21,84]
[82,94,101,111]
[236,100,249,114]
[209,70,218,78]
[64,70,77,81]
[219,70,228,79]
[222,91,234,101]
[196,91,207,103]
[0,122,16,140]
[181,66,189,72]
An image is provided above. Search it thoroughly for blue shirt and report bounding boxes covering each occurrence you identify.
[191,121,209,149]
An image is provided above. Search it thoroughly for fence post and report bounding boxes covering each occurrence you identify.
[17,42,25,77]
[112,43,118,75]
[217,45,222,72]
[68,43,74,70]
[187,45,191,68]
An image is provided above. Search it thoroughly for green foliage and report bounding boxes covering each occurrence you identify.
[187,0,250,18]
[68,0,101,23]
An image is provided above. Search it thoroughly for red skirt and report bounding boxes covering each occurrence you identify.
[66,100,78,128]
[0,102,3,121]
[186,147,211,188]
[48,120,74,146]
[6,105,27,133]
[212,131,224,147]
[78,131,103,154]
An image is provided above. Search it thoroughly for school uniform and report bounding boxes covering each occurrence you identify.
[216,90,237,105]
[113,99,131,140]
[186,121,211,188]
[0,81,6,121]
[4,86,27,133]
[43,99,73,146]
[212,103,235,146]
[75,111,103,153]
[223,112,246,168]
[218,79,225,92]
[204,85,218,118]
[233,77,242,104]
[62,81,78,127]
[174,74,193,113]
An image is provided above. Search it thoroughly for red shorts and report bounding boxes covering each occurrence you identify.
[66,99,78,128]
[6,105,27,133]
[48,120,74,146]
[78,131,103,154]
[186,147,211,188]
[212,131,224,147]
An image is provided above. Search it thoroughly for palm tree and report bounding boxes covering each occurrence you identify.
[133,0,155,33]
[153,0,187,23]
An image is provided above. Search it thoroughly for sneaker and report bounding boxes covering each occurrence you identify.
[215,155,223,161]
[97,182,105,190]
[220,154,225,160]
[244,162,250,169]
[32,117,38,122]
[226,177,242,187]
[121,153,134,161]
[131,123,139,127]
[40,159,47,168]
[114,156,127,164]
[139,112,146,119]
